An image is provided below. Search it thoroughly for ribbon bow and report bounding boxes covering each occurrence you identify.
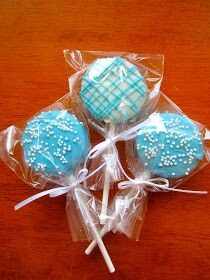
[84,114,163,164]
[15,163,106,211]
[118,177,208,194]
[84,121,145,164]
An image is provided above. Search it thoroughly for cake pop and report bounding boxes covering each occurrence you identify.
[22,109,115,273]
[80,57,148,220]
[135,113,204,178]
[22,110,89,176]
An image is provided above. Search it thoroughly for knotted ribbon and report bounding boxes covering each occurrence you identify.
[83,120,145,164]
[118,177,208,194]
[15,161,106,211]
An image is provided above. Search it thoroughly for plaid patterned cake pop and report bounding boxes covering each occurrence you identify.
[80,57,147,123]
[22,110,89,176]
[135,113,204,178]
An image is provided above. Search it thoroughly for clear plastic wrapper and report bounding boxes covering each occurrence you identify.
[112,184,148,240]
[0,94,112,242]
[117,93,210,239]
[64,49,164,222]
[64,50,164,181]
[85,93,209,254]
[66,186,113,242]
[0,93,116,272]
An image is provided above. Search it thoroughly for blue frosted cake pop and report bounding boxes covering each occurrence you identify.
[135,113,204,178]
[80,57,147,123]
[22,110,89,176]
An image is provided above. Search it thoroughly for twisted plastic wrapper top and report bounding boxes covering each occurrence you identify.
[0,94,113,242]
[64,49,164,189]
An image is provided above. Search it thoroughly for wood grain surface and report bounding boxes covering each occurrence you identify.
[0,1,210,279]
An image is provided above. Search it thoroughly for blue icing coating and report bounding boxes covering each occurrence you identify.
[135,113,204,178]
[22,110,90,176]
[80,57,147,123]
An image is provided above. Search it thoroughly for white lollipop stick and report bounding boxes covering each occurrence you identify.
[74,185,115,273]
[100,122,115,224]
[85,212,117,255]
[86,187,140,255]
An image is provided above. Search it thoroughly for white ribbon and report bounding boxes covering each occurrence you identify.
[15,161,107,211]
[118,177,208,194]
[83,113,170,164]
[83,120,144,166]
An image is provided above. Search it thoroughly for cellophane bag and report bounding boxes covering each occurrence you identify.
[66,185,113,242]
[63,50,164,191]
[110,93,210,240]
[0,93,112,242]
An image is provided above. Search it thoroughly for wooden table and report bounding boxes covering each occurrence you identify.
[0,1,209,279]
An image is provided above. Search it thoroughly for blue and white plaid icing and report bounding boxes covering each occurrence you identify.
[135,113,204,178]
[80,57,147,123]
[22,110,89,176]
